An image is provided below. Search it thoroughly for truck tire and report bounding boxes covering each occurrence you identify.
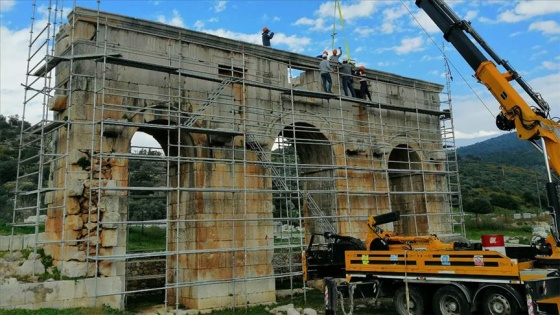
[433,285,470,315]
[482,288,522,315]
[394,285,425,315]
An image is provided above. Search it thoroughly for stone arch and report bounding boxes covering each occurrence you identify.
[119,116,197,303]
[388,143,429,235]
[276,122,335,234]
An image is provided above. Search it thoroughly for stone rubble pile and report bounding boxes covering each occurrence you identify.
[0,250,50,285]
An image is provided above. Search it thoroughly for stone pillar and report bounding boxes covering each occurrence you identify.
[167,148,275,310]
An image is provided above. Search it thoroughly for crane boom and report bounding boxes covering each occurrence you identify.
[416,0,559,168]
[416,0,560,245]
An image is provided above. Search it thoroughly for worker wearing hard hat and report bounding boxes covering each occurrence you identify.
[339,59,355,97]
[319,54,333,93]
[330,47,342,64]
[262,27,274,47]
[316,50,328,58]
[358,66,371,101]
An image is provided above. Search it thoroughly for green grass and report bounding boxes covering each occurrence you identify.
[127,225,166,252]
[0,304,127,315]
[0,221,44,236]
[464,215,533,244]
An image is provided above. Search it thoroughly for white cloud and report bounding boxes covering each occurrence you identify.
[463,10,478,21]
[393,36,425,55]
[294,0,380,33]
[498,1,560,23]
[214,1,226,13]
[194,20,204,30]
[293,17,314,26]
[0,21,47,122]
[529,20,560,35]
[156,9,184,28]
[203,28,310,53]
[316,0,379,22]
[526,73,560,118]
[455,129,501,139]
[379,5,408,34]
[354,27,375,37]
[411,10,441,34]
[0,0,15,12]
[541,60,560,71]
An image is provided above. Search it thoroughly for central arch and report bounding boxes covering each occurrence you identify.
[388,144,429,235]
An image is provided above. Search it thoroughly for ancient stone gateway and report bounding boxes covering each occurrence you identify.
[12,5,462,311]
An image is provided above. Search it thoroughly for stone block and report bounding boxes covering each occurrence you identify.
[62,245,87,262]
[68,179,85,197]
[44,191,54,205]
[0,283,26,307]
[100,229,118,247]
[48,95,68,112]
[97,260,114,277]
[103,180,118,195]
[84,276,123,297]
[65,214,83,231]
[59,261,87,278]
[44,280,75,302]
[16,260,45,277]
[99,195,119,212]
[101,211,119,229]
[45,217,63,233]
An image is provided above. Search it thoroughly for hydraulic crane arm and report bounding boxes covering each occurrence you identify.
[415,0,560,170]
[416,0,560,245]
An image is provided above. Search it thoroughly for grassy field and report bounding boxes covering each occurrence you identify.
[0,222,43,236]
[0,286,397,315]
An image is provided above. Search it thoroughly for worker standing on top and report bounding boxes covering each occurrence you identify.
[339,59,355,97]
[358,66,371,101]
[262,27,274,47]
[319,53,333,93]
[330,47,342,64]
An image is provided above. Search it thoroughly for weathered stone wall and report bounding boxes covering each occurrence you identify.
[0,233,45,251]
[38,5,450,311]
[0,277,122,310]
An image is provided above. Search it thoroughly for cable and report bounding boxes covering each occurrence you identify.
[398,0,495,120]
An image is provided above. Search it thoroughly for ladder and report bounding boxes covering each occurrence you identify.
[183,77,240,127]
[246,135,337,233]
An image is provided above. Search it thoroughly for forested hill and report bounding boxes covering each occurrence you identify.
[457,132,545,169]
[456,132,551,216]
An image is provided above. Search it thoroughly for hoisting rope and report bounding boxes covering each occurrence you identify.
[404,249,412,315]
[332,0,352,61]
[337,282,356,315]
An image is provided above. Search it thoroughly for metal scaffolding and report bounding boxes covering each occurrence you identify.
[10,0,465,311]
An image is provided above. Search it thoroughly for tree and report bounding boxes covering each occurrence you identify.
[489,192,519,211]
[464,198,493,216]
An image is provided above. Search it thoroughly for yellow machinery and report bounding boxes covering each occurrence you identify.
[303,212,560,314]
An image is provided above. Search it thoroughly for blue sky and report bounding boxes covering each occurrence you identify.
[1,0,559,147]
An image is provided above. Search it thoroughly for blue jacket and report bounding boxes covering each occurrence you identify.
[262,31,274,46]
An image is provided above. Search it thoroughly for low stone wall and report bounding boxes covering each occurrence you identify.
[0,277,122,310]
[126,257,165,296]
[0,233,45,251]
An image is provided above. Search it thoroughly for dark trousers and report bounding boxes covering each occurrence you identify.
[360,81,371,100]
[342,76,355,97]
[321,73,332,93]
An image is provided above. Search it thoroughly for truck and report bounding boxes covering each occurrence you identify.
[302,0,560,314]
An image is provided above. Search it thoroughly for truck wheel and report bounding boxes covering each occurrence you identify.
[394,285,425,315]
[482,288,522,315]
[433,286,469,315]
